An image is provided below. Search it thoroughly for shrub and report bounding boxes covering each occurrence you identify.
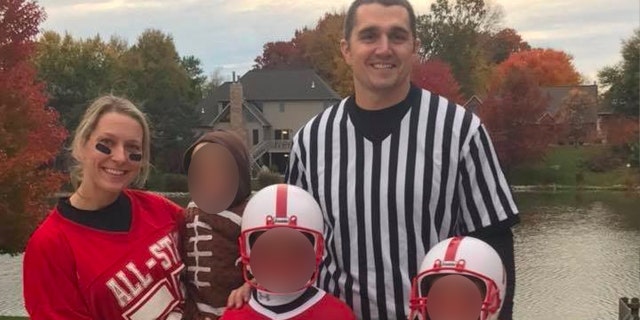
[256,171,284,190]
[163,174,189,192]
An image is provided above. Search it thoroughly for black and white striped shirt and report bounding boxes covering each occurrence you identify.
[285,86,519,319]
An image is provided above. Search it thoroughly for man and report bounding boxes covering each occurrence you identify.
[285,0,519,319]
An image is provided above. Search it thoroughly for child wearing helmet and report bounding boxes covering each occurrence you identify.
[220,184,356,320]
[409,236,506,320]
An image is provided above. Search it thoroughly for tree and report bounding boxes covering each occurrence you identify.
[411,58,464,104]
[478,67,552,169]
[417,0,505,96]
[254,40,309,70]
[299,12,354,96]
[122,29,198,173]
[604,116,639,147]
[202,67,225,98]
[480,28,531,64]
[255,12,353,96]
[0,0,67,254]
[598,29,639,116]
[496,48,582,87]
[556,89,598,146]
[34,31,128,130]
[181,55,207,102]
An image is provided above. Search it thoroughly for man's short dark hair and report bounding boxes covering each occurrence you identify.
[344,0,417,41]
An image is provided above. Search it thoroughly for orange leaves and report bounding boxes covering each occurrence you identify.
[478,67,554,168]
[411,58,464,104]
[1,0,67,254]
[496,49,582,87]
[604,116,639,147]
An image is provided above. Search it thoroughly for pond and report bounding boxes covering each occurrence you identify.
[1,191,639,318]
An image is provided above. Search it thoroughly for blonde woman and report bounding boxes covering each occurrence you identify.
[23,96,186,320]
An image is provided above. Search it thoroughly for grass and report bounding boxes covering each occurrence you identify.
[508,145,640,187]
[0,317,28,320]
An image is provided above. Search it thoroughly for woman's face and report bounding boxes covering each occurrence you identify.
[249,228,317,293]
[426,275,484,320]
[188,143,239,214]
[78,112,143,194]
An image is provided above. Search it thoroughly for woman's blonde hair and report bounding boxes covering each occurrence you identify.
[70,95,152,190]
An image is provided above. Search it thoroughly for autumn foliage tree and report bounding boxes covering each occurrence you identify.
[496,48,582,87]
[411,58,464,104]
[478,67,552,169]
[254,40,309,70]
[254,12,354,96]
[0,0,67,254]
[480,28,531,64]
[605,116,639,147]
[417,0,505,97]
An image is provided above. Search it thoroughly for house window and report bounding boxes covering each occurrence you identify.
[279,102,285,113]
[275,129,291,140]
[253,129,260,146]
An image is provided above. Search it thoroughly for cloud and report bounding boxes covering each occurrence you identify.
[37,0,639,83]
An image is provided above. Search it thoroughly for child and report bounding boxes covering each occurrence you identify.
[221,184,356,320]
[181,130,252,320]
[409,236,506,320]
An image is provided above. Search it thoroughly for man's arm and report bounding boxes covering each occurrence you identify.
[467,225,516,320]
[457,122,519,320]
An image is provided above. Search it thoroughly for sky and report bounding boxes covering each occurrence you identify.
[37,0,639,84]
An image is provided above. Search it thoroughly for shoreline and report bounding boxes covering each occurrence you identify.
[52,185,640,199]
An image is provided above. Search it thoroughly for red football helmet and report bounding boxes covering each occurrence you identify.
[409,236,506,320]
[239,184,325,292]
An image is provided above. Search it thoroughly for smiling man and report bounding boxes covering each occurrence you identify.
[285,1,519,319]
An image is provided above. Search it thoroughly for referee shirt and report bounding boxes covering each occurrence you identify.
[285,85,519,319]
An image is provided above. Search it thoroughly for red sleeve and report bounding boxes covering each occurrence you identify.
[23,217,93,320]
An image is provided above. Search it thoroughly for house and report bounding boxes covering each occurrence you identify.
[463,95,483,113]
[195,69,341,174]
[539,85,599,144]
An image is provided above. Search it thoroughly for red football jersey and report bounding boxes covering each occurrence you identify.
[23,190,186,320]
[220,288,356,320]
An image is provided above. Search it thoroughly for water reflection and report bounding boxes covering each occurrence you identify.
[513,192,640,320]
[1,192,638,318]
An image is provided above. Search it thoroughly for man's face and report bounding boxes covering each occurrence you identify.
[341,3,418,96]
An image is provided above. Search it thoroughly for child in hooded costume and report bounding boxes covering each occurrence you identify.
[181,130,252,320]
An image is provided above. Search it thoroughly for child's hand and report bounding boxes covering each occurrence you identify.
[226,282,252,309]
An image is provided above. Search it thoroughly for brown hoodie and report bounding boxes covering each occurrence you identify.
[180,130,251,320]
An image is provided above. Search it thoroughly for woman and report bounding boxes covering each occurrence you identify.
[23,96,185,320]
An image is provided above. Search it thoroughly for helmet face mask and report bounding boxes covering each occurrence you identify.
[409,237,506,320]
[239,184,325,294]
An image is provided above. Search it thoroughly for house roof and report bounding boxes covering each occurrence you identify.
[196,69,340,126]
[218,69,340,101]
[540,85,598,115]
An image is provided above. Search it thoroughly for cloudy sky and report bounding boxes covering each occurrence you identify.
[38,0,639,83]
